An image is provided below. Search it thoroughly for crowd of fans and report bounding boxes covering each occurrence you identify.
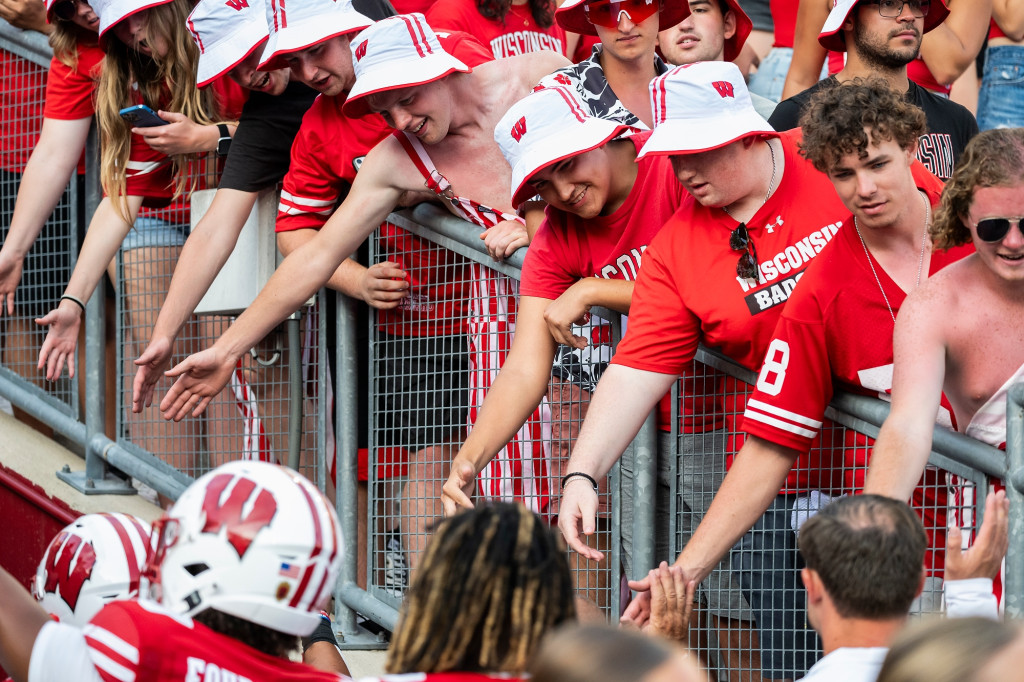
[0,0,1022,678]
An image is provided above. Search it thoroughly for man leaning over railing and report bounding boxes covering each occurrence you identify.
[867,128,1024,500]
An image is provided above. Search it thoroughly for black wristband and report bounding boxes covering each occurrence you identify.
[301,613,339,650]
[561,472,599,492]
[216,123,231,157]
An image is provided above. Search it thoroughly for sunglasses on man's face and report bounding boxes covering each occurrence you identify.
[584,0,659,28]
[972,217,1024,243]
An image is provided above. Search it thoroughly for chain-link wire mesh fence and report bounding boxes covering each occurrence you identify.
[0,44,78,416]
[364,212,619,617]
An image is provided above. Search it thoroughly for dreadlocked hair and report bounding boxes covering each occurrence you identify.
[386,502,576,674]
[194,609,301,660]
[96,0,217,222]
[475,0,555,28]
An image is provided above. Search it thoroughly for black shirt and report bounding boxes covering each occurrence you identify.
[218,0,397,192]
[768,77,978,181]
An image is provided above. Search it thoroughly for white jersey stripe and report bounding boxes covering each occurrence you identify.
[279,190,335,208]
[88,649,137,682]
[278,204,334,216]
[744,407,818,439]
[745,398,823,428]
[84,626,139,664]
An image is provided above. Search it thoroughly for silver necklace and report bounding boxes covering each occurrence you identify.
[853,190,931,324]
[722,139,776,218]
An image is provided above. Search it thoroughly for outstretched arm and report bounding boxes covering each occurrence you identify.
[557,363,677,560]
[442,295,559,515]
[864,289,947,500]
[37,195,142,380]
[0,565,50,682]
[133,188,258,411]
[159,138,408,420]
[0,116,92,315]
[621,435,798,628]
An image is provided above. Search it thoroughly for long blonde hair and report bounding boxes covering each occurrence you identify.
[96,0,216,220]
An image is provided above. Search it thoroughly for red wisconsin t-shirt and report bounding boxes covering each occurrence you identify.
[520,133,683,298]
[427,0,566,58]
[610,130,850,435]
[82,600,346,682]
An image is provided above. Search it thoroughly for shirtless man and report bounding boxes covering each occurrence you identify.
[156,19,567,553]
[866,127,1024,499]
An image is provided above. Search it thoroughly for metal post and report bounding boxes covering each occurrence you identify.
[334,287,361,640]
[1004,384,1024,619]
[287,312,302,470]
[630,410,659,581]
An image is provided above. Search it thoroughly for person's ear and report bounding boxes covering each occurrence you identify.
[723,9,737,40]
[802,567,825,604]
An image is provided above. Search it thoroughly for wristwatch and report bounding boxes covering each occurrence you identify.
[216,123,231,157]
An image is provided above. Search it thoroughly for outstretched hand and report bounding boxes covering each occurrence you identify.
[0,250,23,316]
[441,458,477,517]
[159,347,236,421]
[629,562,697,641]
[946,488,1009,581]
[132,336,174,412]
[480,220,529,261]
[556,477,604,561]
[35,304,81,380]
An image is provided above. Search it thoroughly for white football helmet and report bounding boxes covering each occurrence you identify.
[145,460,343,636]
[33,513,152,627]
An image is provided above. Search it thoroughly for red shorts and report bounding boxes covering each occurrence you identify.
[357,446,409,482]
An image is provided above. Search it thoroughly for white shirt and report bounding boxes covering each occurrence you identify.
[802,647,888,682]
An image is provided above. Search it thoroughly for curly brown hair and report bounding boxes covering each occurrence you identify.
[797,78,925,174]
[931,128,1024,249]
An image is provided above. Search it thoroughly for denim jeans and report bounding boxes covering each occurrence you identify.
[978,45,1024,131]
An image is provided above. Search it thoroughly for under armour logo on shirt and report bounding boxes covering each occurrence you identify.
[711,81,735,98]
[510,116,527,142]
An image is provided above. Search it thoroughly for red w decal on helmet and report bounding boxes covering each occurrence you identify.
[200,474,278,558]
[41,532,96,613]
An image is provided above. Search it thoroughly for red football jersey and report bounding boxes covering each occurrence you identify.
[358,674,525,681]
[82,600,346,682]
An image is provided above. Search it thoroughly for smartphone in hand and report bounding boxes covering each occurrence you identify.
[119,104,169,127]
